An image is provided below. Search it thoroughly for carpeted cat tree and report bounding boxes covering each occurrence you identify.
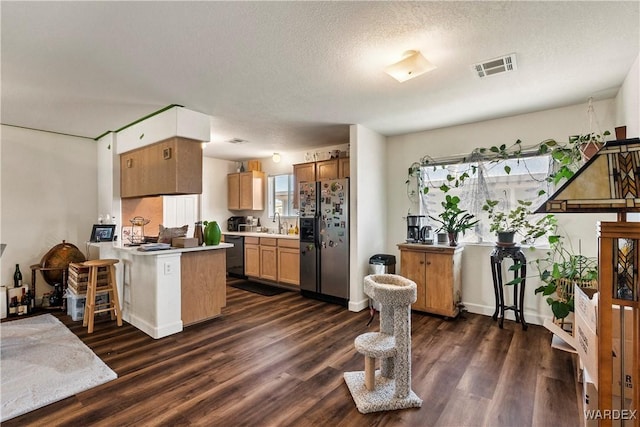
[344,274,422,413]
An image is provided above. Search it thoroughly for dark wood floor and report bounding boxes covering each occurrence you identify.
[4,285,582,426]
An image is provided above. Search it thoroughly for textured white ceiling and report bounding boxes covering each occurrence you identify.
[2,1,638,160]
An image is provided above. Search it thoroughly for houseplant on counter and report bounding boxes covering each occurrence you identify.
[202,220,222,246]
[482,199,557,246]
[429,195,479,246]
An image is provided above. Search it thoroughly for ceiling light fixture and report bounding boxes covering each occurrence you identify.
[272,153,281,163]
[384,50,436,82]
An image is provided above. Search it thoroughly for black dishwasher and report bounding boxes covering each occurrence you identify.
[225,235,246,278]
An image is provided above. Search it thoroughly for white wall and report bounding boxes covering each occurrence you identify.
[615,53,640,138]
[349,124,387,312]
[1,125,97,301]
[97,132,121,231]
[386,99,619,325]
[201,157,238,228]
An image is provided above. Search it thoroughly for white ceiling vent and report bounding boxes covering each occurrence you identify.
[473,53,517,78]
[226,138,249,144]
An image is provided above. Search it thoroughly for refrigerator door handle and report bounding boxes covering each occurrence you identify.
[314,215,321,248]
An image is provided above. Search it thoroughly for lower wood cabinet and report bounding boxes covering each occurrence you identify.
[397,243,463,318]
[244,237,299,286]
[244,237,260,277]
[181,249,226,326]
[277,239,300,286]
[259,238,278,281]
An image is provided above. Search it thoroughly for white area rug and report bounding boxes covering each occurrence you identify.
[1,314,117,421]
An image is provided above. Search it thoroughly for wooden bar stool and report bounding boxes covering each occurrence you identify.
[82,259,122,333]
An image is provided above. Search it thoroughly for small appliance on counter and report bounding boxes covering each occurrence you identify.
[227,216,246,232]
[406,215,433,244]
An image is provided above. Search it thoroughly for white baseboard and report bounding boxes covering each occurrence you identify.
[462,302,552,327]
[349,298,368,312]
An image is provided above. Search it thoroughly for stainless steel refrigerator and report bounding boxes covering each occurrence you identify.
[299,178,349,305]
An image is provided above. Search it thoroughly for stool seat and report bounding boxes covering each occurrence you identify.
[82,258,122,333]
[355,332,396,358]
[83,259,119,267]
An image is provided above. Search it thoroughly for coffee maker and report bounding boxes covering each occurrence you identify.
[407,215,426,243]
[407,215,433,244]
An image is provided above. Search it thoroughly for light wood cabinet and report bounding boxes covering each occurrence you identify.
[398,244,463,317]
[293,162,316,208]
[244,237,260,277]
[278,239,300,286]
[181,249,226,326]
[120,137,203,198]
[259,238,278,281]
[227,171,266,211]
[244,237,299,286]
[227,173,240,211]
[339,157,350,178]
[316,159,339,180]
[293,158,349,208]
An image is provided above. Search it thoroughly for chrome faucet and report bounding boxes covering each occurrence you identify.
[273,212,282,234]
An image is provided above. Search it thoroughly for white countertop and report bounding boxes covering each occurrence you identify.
[223,231,299,240]
[89,241,233,255]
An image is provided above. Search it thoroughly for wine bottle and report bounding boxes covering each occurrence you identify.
[13,264,23,288]
[9,297,18,316]
[18,288,27,315]
[25,289,33,312]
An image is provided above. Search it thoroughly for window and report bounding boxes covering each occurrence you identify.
[418,155,553,244]
[268,174,296,218]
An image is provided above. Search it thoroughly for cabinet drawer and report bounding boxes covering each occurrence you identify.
[245,237,260,245]
[278,239,300,249]
[259,237,278,246]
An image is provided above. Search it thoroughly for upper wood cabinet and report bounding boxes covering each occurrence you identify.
[227,171,266,211]
[120,137,203,198]
[293,162,316,209]
[339,157,350,178]
[316,159,339,180]
[292,158,349,208]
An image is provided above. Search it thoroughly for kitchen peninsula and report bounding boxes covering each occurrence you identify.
[89,241,232,339]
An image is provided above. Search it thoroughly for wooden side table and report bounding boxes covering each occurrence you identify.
[490,245,528,330]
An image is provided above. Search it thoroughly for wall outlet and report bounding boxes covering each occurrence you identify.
[164,262,173,275]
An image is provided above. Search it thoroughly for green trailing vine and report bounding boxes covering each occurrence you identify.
[406,131,610,201]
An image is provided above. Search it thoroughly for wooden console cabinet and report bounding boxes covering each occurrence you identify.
[397,243,463,318]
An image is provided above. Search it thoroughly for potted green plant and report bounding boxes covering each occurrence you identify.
[482,199,557,245]
[429,195,479,246]
[533,240,598,320]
